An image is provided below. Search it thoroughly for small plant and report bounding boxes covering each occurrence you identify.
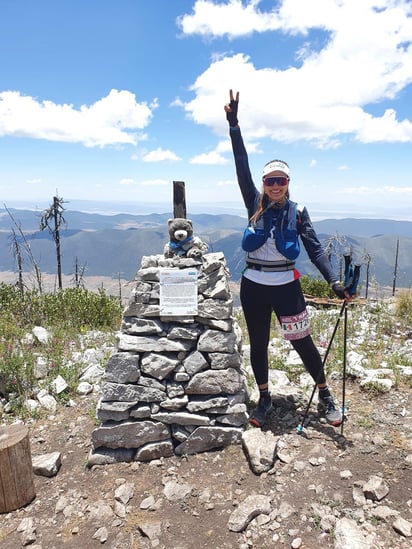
[360,380,388,397]
[88,403,99,425]
[356,415,376,429]
[0,332,36,401]
[311,514,322,530]
[395,289,412,326]
[269,354,285,370]
[319,495,342,510]
[244,370,255,393]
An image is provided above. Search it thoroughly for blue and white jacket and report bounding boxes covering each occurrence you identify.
[230,126,339,285]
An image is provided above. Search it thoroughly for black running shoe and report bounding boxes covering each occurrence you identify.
[250,396,273,428]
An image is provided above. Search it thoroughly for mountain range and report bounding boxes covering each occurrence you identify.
[0,207,411,290]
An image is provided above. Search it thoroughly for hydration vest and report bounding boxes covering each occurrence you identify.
[241,200,300,260]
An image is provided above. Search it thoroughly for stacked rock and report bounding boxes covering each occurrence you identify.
[90,252,249,464]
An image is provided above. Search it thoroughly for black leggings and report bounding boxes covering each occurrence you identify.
[240,276,326,386]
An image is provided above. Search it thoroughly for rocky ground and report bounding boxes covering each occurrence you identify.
[1,377,411,549]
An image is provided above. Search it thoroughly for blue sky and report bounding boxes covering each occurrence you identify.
[1,0,412,220]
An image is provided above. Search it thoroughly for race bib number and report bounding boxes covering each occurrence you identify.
[280,310,310,340]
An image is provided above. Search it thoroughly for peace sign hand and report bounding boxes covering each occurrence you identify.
[224,89,239,127]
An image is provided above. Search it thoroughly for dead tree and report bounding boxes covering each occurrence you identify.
[4,204,43,293]
[362,250,373,299]
[392,239,399,297]
[323,233,347,278]
[40,195,67,290]
[117,272,123,304]
[10,229,24,296]
[72,257,86,289]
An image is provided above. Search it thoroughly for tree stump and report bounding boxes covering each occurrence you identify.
[0,424,35,513]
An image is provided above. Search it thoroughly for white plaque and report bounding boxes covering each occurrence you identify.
[159,268,198,316]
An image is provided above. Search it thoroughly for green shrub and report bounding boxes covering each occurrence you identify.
[0,334,36,399]
[395,289,412,325]
[0,283,122,330]
[300,275,334,299]
[0,283,122,414]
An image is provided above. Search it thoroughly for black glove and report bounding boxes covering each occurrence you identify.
[226,94,239,127]
[332,282,347,299]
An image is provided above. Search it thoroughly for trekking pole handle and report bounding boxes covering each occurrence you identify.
[343,255,361,297]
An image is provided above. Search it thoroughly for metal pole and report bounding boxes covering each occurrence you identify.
[296,300,346,433]
[340,304,348,436]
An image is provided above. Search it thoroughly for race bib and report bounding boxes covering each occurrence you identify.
[280,310,310,340]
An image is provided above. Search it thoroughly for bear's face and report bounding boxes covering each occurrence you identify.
[168,218,194,242]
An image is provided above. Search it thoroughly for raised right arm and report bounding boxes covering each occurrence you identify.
[225,90,259,217]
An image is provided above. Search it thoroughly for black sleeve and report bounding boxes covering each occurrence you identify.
[298,207,339,285]
[229,127,260,217]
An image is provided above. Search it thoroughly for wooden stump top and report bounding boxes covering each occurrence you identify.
[0,423,29,449]
[0,423,36,513]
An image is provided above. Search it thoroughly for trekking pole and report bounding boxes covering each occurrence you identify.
[339,263,360,436]
[296,257,361,435]
[340,304,348,436]
[296,299,346,434]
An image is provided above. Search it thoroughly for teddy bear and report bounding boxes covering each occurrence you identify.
[163,218,208,259]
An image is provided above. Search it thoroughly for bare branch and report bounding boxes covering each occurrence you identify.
[4,203,43,293]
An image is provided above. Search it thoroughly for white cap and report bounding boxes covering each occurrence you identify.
[262,159,290,178]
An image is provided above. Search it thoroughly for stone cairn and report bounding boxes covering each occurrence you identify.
[90,252,249,464]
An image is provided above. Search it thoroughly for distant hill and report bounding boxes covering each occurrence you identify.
[0,208,247,233]
[314,218,412,238]
[0,208,411,289]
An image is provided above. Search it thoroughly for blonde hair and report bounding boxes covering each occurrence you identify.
[250,188,290,224]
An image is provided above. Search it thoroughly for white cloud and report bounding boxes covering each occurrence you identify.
[340,186,372,195]
[382,185,412,194]
[142,148,181,162]
[338,165,350,171]
[309,159,317,168]
[170,97,185,107]
[217,179,236,187]
[178,0,281,38]
[119,178,136,186]
[140,178,170,187]
[216,139,232,153]
[0,90,157,147]
[355,109,412,143]
[190,150,229,164]
[340,185,412,195]
[181,1,412,146]
[191,137,260,165]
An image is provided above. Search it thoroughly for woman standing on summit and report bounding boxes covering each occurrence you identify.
[224,90,350,428]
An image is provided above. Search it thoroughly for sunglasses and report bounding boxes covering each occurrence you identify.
[263,176,289,187]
